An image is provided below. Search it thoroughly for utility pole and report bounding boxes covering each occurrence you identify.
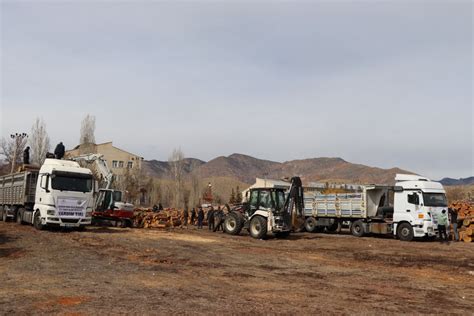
[10,132,28,173]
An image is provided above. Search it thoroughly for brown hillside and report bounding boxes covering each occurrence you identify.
[143,154,413,186]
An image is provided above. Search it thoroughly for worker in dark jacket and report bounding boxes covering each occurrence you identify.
[23,146,30,165]
[190,208,196,225]
[207,207,215,231]
[182,208,188,227]
[54,142,65,159]
[448,208,459,241]
[213,206,225,232]
[197,207,204,229]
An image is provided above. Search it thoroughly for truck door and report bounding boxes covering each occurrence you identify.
[405,192,421,220]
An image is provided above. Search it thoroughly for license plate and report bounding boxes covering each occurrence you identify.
[62,223,77,227]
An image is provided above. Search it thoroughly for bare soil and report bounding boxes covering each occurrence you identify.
[0,222,473,315]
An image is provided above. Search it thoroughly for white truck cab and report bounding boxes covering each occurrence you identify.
[393,174,447,240]
[33,159,94,229]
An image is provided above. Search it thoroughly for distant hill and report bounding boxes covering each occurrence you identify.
[143,153,413,185]
[439,177,474,186]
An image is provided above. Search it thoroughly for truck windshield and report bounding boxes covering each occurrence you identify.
[422,193,447,207]
[51,172,93,193]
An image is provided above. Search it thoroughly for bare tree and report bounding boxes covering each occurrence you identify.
[169,148,185,209]
[190,173,202,208]
[30,117,50,165]
[0,134,28,171]
[79,114,96,154]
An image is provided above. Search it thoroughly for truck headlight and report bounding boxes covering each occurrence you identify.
[86,211,92,217]
[47,210,55,215]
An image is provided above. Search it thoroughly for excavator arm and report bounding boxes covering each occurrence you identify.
[284,177,305,231]
[69,154,114,189]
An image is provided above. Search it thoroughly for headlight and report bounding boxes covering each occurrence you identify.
[86,211,92,217]
[47,210,55,215]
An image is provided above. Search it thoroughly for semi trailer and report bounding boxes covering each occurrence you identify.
[303,174,447,241]
[0,159,94,230]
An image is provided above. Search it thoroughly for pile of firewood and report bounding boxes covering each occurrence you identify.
[132,208,211,229]
[450,202,474,242]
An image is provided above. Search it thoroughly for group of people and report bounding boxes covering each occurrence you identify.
[181,206,226,232]
[436,208,459,242]
[22,142,66,165]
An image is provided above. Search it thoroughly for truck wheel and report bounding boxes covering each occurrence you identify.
[0,207,4,222]
[249,216,267,239]
[304,217,317,233]
[397,223,414,242]
[224,212,244,235]
[33,212,44,231]
[351,220,365,237]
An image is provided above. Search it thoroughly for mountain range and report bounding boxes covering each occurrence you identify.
[143,153,413,185]
[439,177,474,186]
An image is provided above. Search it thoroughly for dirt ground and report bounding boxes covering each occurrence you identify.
[0,222,473,315]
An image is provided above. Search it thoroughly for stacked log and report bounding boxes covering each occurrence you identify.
[132,208,212,229]
[450,202,474,242]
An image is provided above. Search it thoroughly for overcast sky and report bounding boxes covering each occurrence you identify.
[1,1,472,179]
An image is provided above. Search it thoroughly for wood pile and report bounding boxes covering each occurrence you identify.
[132,208,211,229]
[450,202,474,242]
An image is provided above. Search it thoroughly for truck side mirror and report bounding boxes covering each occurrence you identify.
[40,174,50,193]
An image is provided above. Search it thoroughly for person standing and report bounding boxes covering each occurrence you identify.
[437,209,449,242]
[207,207,215,231]
[182,208,188,227]
[23,146,30,165]
[197,207,204,229]
[448,207,459,241]
[190,208,196,225]
[214,206,225,232]
[54,142,65,159]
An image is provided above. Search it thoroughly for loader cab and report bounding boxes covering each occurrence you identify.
[245,188,286,217]
[95,189,122,212]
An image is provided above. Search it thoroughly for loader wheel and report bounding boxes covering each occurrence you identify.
[249,216,267,239]
[33,211,44,231]
[304,217,317,233]
[397,223,414,242]
[224,212,244,235]
[351,220,365,237]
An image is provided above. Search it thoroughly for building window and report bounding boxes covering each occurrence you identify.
[127,161,133,169]
[112,160,118,168]
[119,161,124,168]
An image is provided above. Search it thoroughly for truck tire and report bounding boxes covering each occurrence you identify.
[351,220,365,237]
[249,216,267,239]
[0,206,4,222]
[304,217,317,233]
[33,211,44,231]
[224,212,244,235]
[397,223,414,242]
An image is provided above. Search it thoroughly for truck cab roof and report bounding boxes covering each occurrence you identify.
[40,158,93,175]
